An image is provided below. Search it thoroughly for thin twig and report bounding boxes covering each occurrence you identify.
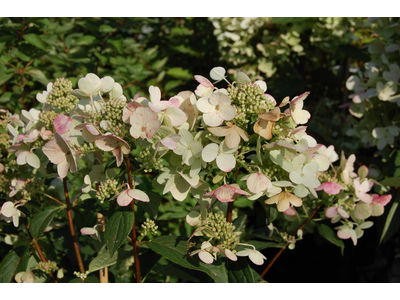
[63,178,86,275]
[260,201,324,278]
[125,156,141,283]
[25,224,58,283]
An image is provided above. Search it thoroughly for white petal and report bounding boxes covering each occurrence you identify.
[216,153,236,172]
[199,251,214,264]
[202,143,218,162]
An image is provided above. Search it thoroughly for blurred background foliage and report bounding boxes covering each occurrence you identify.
[1,17,400,282]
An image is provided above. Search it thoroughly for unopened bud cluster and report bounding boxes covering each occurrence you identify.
[0,174,9,194]
[96,179,119,203]
[73,142,97,155]
[73,270,89,279]
[137,148,163,173]
[46,78,79,113]
[21,178,45,201]
[104,98,127,132]
[0,133,11,150]
[38,110,58,130]
[228,83,274,126]
[140,218,158,237]
[205,212,240,249]
[37,260,58,274]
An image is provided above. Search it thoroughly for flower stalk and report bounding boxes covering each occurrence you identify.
[63,178,86,275]
[125,156,141,283]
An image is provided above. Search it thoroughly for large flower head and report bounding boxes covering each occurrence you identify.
[94,134,131,167]
[196,91,236,127]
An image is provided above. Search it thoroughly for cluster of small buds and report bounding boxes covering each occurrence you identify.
[280,232,297,249]
[0,174,9,194]
[104,98,127,129]
[72,142,97,155]
[37,260,58,274]
[236,145,251,171]
[73,270,89,279]
[262,158,288,180]
[96,179,119,203]
[0,133,11,150]
[38,110,59,130]
[228,83,274,126]
[137,148,163,173]
[87,111,103,124]
[46,78,79,113]
[20,178,45,201]
[205,212,240,249]
[140,218,159,237]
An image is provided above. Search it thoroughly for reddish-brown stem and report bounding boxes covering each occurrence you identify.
[260,201,324,279]
[125,156,141,283]
[63,178,86,275]
[25,224,58,283]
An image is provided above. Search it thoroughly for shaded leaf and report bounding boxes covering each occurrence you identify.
[105,206,134,256]
[227,257,255,283]
[146,235,228,282]
[0,252,19,283]
[380,192,400,244]
[30,206,63,241]
[380,177,400,187]
[23,33,48,51]
[317,223,345,255]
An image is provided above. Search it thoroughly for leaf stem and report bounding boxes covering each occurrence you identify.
[63,178,86,275]
[260,201,324,279]
[125,156,141,283]
[25,224,58,283]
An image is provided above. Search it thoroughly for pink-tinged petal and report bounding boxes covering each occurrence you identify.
[81,228,97,235]
[1,202,17,218]
[160,134,181,150]
[169,97,180,108]
[337,207,349,218]
[372,194,392,206]
[216,153,236,173]
[198,251,214,264]
[316,182,344,195]
[116,190,133,206]
[145,118,161,138]
[42,139,66,165]
[203,189,216,198]
[194,75,213,88]
[94,135,118,152]
[16,151,29,166]
[54,115,73,134]
[123,101,143,123]
[247,173,270,193]
[130,123,142,139]
[214,185,236,202]
[224,249,237,261]
[68,154,77,174]
[128,189,150,202]
[337,228,352,239]
[284,207,296,216]
[325,207,338,218]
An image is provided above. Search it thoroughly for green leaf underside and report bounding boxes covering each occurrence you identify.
[88,244,132,273]
[146,235,229,283]
[105,206,134,256]
[227,257,255,283]
[30,206,62,240]
[317,223,345,255]
[0,252,20,283]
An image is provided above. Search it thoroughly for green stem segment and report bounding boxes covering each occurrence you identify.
[63,178,86,275]
[125,156,141,283]
[260,201,324,279]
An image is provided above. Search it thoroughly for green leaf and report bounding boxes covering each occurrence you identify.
[317,223,345,255]
[146,235,228,282]
[108,39,123,54]
[94,51,108,66]
[153,57,169,72]
[30,206,63,241]
[380,192,400,244]
[23,33,48,51]
[28,69,49,86]
[88,244,132,273]
[75,35,96,46]
[105,206,134,256]
[235,70,251,86]
[380,177,400,187]
[99,24,117,33]
[136,191,161,219]
[0,69,14,85]
[246,240,285,250]
[0,252,19,283]
[166,67,192,80]
[227,257,255,283]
